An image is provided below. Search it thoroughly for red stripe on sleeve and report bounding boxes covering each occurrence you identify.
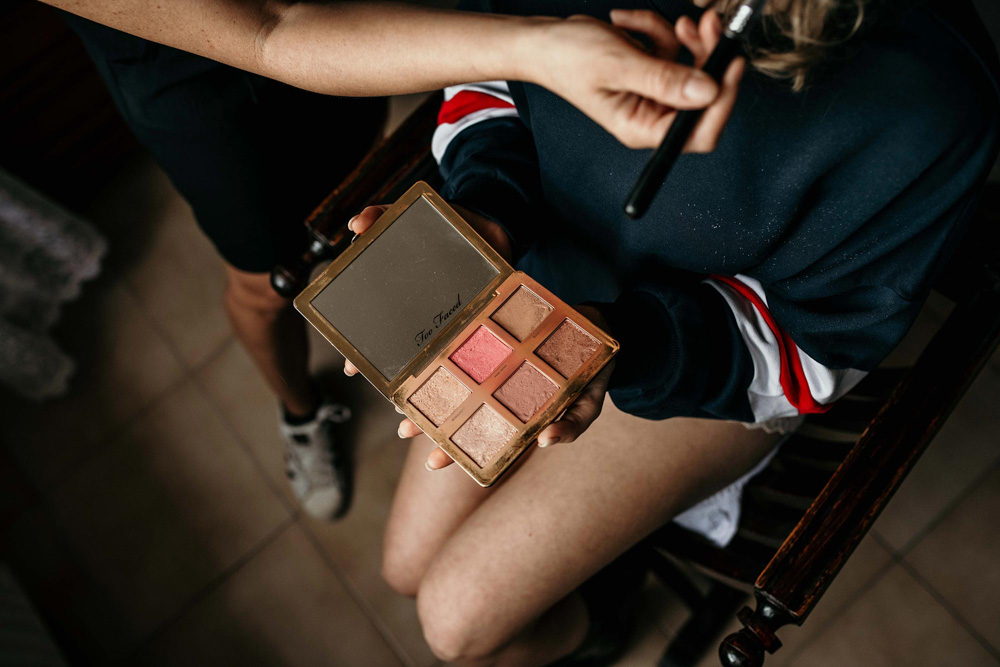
[438,90,515,125]
[711,275,831,414]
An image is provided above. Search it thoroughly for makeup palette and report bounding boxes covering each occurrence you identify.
[295,182,618,486]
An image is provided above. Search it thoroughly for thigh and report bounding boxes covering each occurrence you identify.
[383,429,538,592]
[417,399,781,652]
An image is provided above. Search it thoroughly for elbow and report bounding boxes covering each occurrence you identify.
[252,0,292,75]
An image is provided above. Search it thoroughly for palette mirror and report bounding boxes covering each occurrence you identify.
[309,196,501,382]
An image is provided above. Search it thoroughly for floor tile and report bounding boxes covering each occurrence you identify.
[872,365,1000,552]
[304,440,436,666]
[785,565,997,667]
[45,380,291,653]
[907,465,1000,651]
[138,523,402,667]
[119,184,230,370]
[770,534,894,663]
[0,282,186,489]
[197,339,402,500]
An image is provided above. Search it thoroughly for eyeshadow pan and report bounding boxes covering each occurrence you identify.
[408,367,470,426]
[494,363,558,423]
[449,326,512,384]
[491,287,553,342]
[451,404,517,466]
[536,320,602,378]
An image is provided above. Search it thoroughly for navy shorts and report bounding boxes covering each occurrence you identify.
[64,14,386,273]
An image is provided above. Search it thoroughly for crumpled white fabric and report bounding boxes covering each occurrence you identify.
[672,418,801,547]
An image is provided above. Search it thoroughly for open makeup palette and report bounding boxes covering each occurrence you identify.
[295,182,618,486]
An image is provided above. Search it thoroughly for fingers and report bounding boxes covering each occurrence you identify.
[676,11,722,68]
[397,418,421,439]
[686,56,745,152]
[344,359,360,376]
[620,53,719,111]
[425,447,455,470]
[609,9,679,61]
[536,364,611,447]
[347,205,388,236]
[394,418,455,470]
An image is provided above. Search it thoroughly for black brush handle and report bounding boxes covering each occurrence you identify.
[624,34,742,219]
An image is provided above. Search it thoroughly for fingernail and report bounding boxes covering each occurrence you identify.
[539,436,561,448]
[683,73,717,102]
[397,426,405,438]
[347,215,358,232]
[343,367,352,376]
[425,461,437,472]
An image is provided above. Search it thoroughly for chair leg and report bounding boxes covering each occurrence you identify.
[659,583,748,667]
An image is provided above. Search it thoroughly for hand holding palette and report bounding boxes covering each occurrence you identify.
[295,182,618,486]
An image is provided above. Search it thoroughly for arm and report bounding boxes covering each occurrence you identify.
[41,1,726,148]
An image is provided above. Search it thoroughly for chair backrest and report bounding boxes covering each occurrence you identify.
[717,183,1000,666]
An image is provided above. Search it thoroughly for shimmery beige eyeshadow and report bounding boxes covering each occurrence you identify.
[536,319,601,378]
[408,367,470,427]
[494,363,558,423]
[451,405,517,467]
[491,287,553,342]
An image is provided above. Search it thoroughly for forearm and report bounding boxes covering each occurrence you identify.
[42,0,537,95]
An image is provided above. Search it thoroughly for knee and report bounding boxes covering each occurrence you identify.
[380,544,423,598]
[224,268,289,314]
[416,573,506,664]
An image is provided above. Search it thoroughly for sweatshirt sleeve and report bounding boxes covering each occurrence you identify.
[433,81,872,425]
[433,82,545,260]
[601,275,871,423]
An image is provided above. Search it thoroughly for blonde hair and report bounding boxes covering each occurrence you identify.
[710,0,878,91]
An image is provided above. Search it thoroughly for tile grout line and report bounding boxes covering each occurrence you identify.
[39,371,190,496]
[126,514,299,661]
[774,556,897,665]
[297,518,417,667]
[896,559,1000,663]
[119,280,218,379]
[18,271,201,499]
[896,452,1000,556]
[188,374,301,516]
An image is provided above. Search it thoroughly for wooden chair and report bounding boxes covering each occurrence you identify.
[271,94,1000,666]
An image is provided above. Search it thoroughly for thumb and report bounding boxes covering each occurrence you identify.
[620,55,719,110]
[348,205,388,235]
[537,381,606,447]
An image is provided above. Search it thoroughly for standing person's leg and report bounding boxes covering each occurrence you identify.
[63,13,386,518]
[382,398,781,665]
[223,266,318,417]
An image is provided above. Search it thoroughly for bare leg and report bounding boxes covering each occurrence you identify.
[223,264,319,417]
[382,397,781,665]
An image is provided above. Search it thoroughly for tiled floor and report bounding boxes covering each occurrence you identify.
[2,94,1000,667]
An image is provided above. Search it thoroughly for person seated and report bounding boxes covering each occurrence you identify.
[344,0,1000,664]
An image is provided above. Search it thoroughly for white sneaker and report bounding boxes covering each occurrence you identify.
[279,401,352,520]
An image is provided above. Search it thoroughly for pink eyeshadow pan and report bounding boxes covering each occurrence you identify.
[451,404,517,466]
[449,326,512,384]
[408,367,470,426]
[494,363,558,423]
[536,320,601,378]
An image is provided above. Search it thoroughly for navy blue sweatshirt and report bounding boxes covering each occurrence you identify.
[433,0,1000,423]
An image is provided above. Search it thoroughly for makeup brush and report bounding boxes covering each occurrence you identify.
[624,0,764,219]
